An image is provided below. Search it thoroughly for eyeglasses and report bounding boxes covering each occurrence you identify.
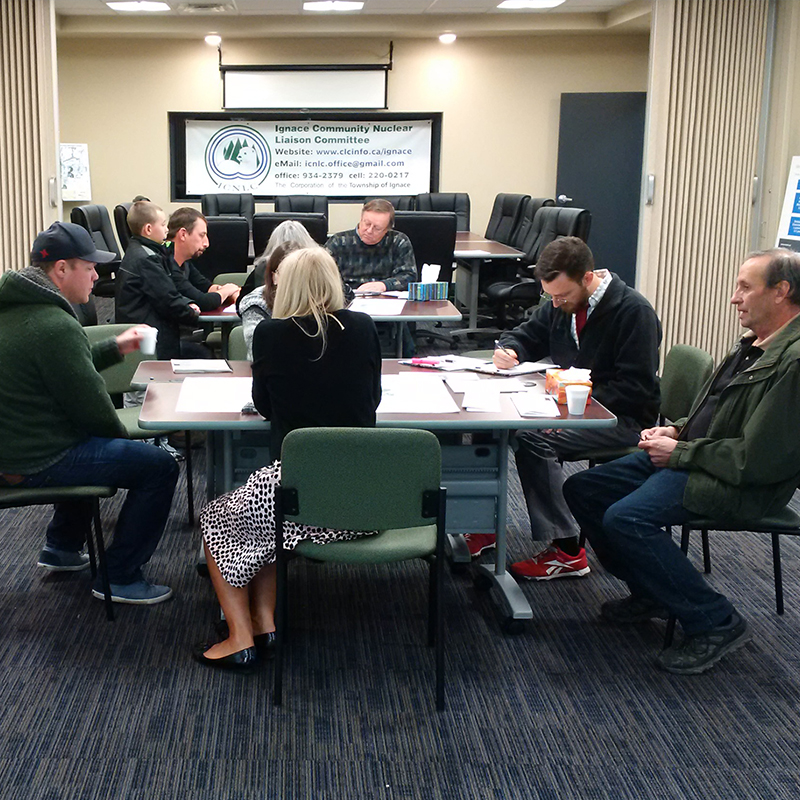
[551,296,570,306]
[360,222,389,235]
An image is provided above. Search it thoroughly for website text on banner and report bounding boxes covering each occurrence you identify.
[185,119,432,198]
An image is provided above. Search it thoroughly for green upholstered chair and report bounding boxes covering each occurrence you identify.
[83,324,195,525]
[0,485,117,620]
[274,427,447,710]
[212,272,248,287]
[664,503,800,648]
[227,325,248,361]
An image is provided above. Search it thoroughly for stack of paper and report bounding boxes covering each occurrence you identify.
[176,377,253,413]
[377,373,459,414]
[511,392,560,418]
[171,359,233,373]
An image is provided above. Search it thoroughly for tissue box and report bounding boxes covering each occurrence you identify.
[408,282,448,301]
[545,369,593,405]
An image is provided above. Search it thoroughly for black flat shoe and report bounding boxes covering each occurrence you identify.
[192,642,257,674]
[254,631,276,659]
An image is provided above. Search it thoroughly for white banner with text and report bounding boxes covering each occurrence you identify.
[185,119,432,197]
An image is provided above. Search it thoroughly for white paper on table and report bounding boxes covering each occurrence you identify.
[171,359,233,374]
[470,360,554,376]
[510,391,560,418]
[462,385,502,412]
[176,377,253,413]
[421,263,441,283]
[377,373,459,414]
[382,291,409,299]
[349,298,407,316]
[222,305,239,314]
[444,372,482,393]
[462,249,495,257]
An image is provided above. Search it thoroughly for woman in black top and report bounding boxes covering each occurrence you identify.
[196,248,382,672]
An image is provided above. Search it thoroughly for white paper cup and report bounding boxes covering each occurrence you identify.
[566,384,591,415]
[140,328,158,356]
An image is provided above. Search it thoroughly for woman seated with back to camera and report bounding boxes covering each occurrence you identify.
[194,247,382,672]
[237,220,318,359]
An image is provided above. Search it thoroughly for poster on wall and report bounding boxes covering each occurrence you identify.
[170,112,441,201]
[60,143,91,201]
[776,155,800,252]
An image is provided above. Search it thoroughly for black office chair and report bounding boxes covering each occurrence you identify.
[485,206,591,328]
[393,211,458,283]
[201,193,255,231]
[393,211,458,346]
[483,193,531,245]
[274,195,328,217]
[252,212,329,256]
[69,204,122,298]
[193,216,250,282]
[416,193,471,232]
[113,202,133,252]
[365,195,415,210]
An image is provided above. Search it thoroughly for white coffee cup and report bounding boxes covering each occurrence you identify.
[139,327,158,356]
[565,384,591,415]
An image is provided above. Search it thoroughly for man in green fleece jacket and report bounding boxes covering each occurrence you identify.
[0,222,179,605]
[564,248,800,675]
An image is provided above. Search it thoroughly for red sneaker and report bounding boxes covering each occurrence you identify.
[510,546,591,581]
[464,534,496,558]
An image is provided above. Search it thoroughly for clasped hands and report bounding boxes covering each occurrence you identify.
[638,425,679,466]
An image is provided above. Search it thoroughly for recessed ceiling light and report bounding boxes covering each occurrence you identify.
[439,33,457,44]
[205,33,221,46]
[497,0,566,9]
[106,1,171,11]
[303,1,364,11]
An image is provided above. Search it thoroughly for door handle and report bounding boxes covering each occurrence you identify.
[557,194,572,205]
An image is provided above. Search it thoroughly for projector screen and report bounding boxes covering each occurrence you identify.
[223,68,388,110]
[169,111,442,201]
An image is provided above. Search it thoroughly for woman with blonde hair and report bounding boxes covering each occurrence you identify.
[195,247,382,672]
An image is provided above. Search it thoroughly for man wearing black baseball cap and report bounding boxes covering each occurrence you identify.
[0,221,179,605]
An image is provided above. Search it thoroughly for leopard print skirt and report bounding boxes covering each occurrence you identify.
[200,460,375,588]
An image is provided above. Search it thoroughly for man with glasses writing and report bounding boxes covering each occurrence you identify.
[465,236,662,581]
[325,199,417,295]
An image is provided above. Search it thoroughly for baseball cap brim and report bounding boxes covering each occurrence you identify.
[85,247,117,264]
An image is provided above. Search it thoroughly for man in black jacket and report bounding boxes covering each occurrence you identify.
[167,207,240,312]
[115,201,203,359]
[466,237,662,580]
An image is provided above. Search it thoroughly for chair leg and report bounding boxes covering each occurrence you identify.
[772,532,784,616]
[701,530,711,573]
[184,430,195,526]
[91,499,114,622]
[664,525,691,649]
[427,557,437,647]
[85,511,97,578]
[274,508,287,707]
[435,489,446,711]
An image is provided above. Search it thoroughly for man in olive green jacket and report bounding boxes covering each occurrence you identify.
[0,222,179,605]
[564,248,800,676]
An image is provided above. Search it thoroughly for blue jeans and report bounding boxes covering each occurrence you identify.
[20,437,179,585]
[563,450,734,634]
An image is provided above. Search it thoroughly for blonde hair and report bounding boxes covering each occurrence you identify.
[272,248,345,355]
[127,201,164,236]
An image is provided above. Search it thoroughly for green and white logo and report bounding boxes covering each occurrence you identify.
[204,125,271,186]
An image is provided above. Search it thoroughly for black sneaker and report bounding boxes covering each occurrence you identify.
[656,612,751,675]
[601,595,669,624]
[37,547,90,572]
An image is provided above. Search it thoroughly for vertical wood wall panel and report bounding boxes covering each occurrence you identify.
[0,0,56,274]
[642,0,769,363]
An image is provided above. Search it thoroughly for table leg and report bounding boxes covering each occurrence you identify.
[479,430,532,621]
[396,322,404,357]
